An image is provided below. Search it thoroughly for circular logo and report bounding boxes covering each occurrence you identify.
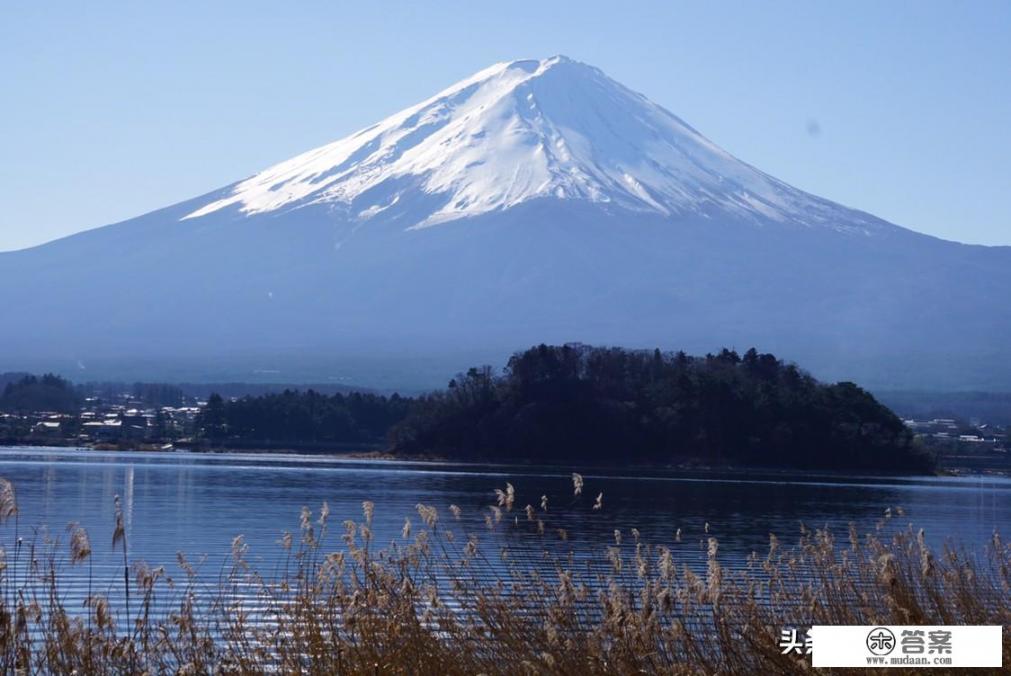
[866,627,896,656]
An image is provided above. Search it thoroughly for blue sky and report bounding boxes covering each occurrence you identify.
[1,0,1009,251]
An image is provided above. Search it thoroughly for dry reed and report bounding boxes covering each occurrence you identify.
[0,475,1006,675]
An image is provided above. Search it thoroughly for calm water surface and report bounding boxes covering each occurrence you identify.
[1,446,1008,594]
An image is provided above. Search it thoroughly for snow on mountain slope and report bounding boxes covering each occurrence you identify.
[4,55,1009,390]
[184,56,883,234]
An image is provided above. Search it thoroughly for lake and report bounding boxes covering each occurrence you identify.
[0,446,1008,601]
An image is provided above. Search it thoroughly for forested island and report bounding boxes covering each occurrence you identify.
[195,345,932,472]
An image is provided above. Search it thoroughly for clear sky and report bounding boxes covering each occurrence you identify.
[1,0,1009,251]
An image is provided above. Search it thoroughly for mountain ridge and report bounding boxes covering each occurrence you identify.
[1,56,1008,391]
[181,56,893,238]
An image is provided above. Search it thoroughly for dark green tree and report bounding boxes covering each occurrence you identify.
[390,344,933,473]
[199,393,227,441]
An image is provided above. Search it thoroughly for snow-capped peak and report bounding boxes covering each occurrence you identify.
[184,56,880,233]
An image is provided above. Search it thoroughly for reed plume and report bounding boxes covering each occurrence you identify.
[0,477,1003,675]
[0,479,16,523]
[67,523,91,563]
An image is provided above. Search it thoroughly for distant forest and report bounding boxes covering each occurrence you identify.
[876,390,1011,427]
[198,390,410,445]
[0,374,184,412]
[0,374,79,413]
[194,345,932,472]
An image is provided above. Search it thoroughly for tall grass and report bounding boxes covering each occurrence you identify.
[0,475,1007,674]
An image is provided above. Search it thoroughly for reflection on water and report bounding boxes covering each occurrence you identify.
[1,447,1008,592]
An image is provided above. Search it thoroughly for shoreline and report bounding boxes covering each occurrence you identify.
[3,438,1008,479]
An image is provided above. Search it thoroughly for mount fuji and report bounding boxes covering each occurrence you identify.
[2,56,1009,389]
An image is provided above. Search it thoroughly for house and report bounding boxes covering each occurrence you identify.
[31,421,63,440]
[83,419,122,443]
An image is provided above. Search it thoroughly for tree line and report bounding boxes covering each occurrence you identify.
[0,373,187,413]
[193,344,932,472]
[197,390,410,445]
[0,374,80,413]
[388,344,932,472]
